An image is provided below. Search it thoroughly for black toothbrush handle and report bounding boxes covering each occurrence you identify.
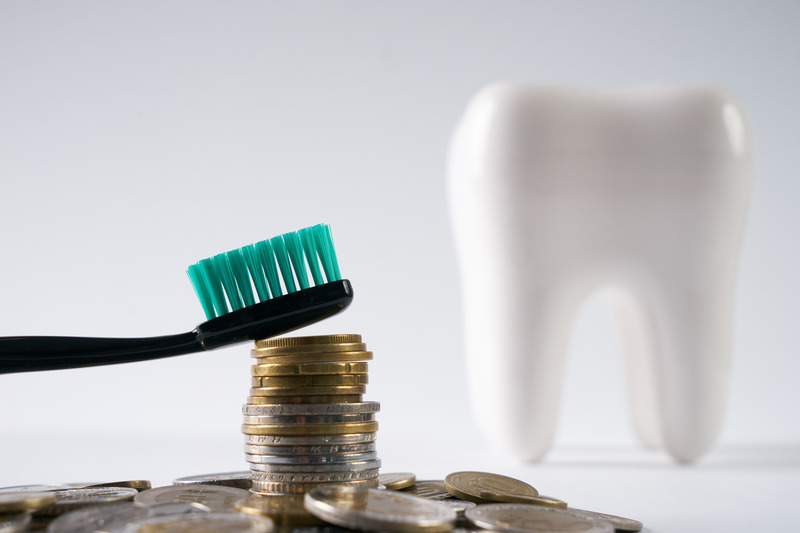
[0,280,353,374]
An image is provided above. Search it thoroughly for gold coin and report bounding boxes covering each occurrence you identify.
[444,471,538,503]
[251,350,373,364]
[241,421,378,436]
[567,508,643,532]
[252,361,368,377]
[251,343,368,356]
[379,473,416,491]
[0,491,55,513]
[479,489,567,508]
[246,395,363,405]
[84,480,152,491]
[255,335,362,348]
[235,493,323,526]
[251,374,368,387]
[249,385,367,397]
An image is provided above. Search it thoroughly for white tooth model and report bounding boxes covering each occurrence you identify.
[447,85,750,463]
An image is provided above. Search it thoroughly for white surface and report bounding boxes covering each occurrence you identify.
[0,2,798,531]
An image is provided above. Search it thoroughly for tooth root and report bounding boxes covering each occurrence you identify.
[465,280,582,461]
[650,283,734,462]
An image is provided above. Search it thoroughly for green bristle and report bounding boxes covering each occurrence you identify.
[283,231,310,290]
[187,264,216,320]
[299,227,324,285]
[187,224,341,318]
[270,235,297,293]
[226,249,255,307]
[255,239,283,298]
[200,258,229,317]
[242,244,270,301]
[212,254,243,311]
[313,224,340,282]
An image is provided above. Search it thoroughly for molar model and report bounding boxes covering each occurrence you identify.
[447,85,750,462]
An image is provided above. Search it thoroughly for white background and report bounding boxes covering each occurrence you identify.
[1,2,798,531]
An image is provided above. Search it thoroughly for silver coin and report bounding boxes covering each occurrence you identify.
[251,478,379,495]
[37,487,139,516]
[434,499,476,518]
[465,503,614,533]
[46,502,149,533]
[304,486,456,533]
[0,513,31,533]
[134,485,250,512]
[401,481,453,500]
[250,469,381,484]
[244,433,377,446]
[124,511,274,533]
[566,509,642,532]
[242,402,380,416]
[0,484,71,493]
[244,442,376,456]
[242,413,376,425]
[245,452,378,465]
[173,472,252,490]
[147,502,212,516]
[249,459,382,473]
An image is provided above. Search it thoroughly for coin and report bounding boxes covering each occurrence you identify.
[251,477,379,495]
[235,494,324,526]
[248,385,367,397]
[241,421,378,436]
[0,491,54,513]
[172,472,252,490]
[251,374,368,387]
[251,361,368,377]
[83,480,152,491]
[46,501,149,533]
[253,344,367,356]
[250,469,381,483]
[242,413,376,426]
[480,490,567,509]
[134,485,250,511]
[124,512,274,533]
[378,473,416,491]
[243,401,380,416]
[401,480,453,500]
[304,486,457,533]
[255,335,362,348]
[245,451,378,465]
[249,459,382,473]
[147,502,212,516]
[434,499,476,519]
[0,513,31,533]
[252,351,373,364]
[36,487,138,516]
[0,484,71,493]
[244,433,378,446]
[247,395,363,405]
[465,503,613,533]
[566,508,643,532]
[445,472,538,503]
[244,442,377,456]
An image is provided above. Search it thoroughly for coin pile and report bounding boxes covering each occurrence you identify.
[242,334,381,495]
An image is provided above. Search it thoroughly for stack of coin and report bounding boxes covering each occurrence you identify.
[243,334,381,495]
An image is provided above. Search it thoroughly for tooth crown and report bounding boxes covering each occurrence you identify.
[448,84,750,462]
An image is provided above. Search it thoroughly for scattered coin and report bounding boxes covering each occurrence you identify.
[378,472,416,491]
[147,501,212,516]
[445,472,538,503]
[0,491,54,513]
[0,513,31,533]
[304,486,457,533]
[401,480,454,500]
[566,508,643,532]
[173,472,252,490]
[465,503,614,533]
[124,512,274,533]
[36,487,138,516]
[434,498,477,520]
[0,484,71,494]
[480,490,567,509]
[134,485,250,512]
[46,501,149,533]
[83,480,153,492]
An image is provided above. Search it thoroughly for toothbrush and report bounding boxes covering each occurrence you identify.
[0,224,352,374]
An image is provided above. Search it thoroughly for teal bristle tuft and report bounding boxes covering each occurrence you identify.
[187,224,342,319]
